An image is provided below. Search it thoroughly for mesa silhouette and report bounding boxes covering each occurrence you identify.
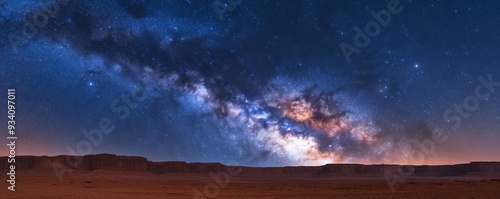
[2,154,500,178]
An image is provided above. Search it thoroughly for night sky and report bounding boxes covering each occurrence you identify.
[0,0,499,167]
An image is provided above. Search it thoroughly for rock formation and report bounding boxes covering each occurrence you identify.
[2,154,500,178]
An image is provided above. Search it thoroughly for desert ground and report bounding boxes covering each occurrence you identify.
[1,170,500,199]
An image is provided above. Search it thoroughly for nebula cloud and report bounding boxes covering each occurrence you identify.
[2,0,497,166]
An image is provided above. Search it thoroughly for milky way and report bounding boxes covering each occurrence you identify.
[1,0,499,166]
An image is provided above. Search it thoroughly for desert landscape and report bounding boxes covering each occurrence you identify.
[1,154,500,199]
[2,1,500,199]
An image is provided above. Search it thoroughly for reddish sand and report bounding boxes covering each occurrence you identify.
[1,170,500,199]
[1,155,500,198]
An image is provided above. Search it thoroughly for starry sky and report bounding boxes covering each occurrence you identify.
[0,0,499,166]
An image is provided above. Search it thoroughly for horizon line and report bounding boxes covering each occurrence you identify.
[2,153,500,168]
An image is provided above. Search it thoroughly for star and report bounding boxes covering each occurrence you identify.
[1,0,498,167]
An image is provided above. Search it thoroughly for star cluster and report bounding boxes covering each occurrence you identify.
[0,0,499,166]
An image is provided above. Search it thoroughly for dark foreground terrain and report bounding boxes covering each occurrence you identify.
[1,154,500,199]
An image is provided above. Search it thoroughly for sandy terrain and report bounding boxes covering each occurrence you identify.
[1,170,500,199]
